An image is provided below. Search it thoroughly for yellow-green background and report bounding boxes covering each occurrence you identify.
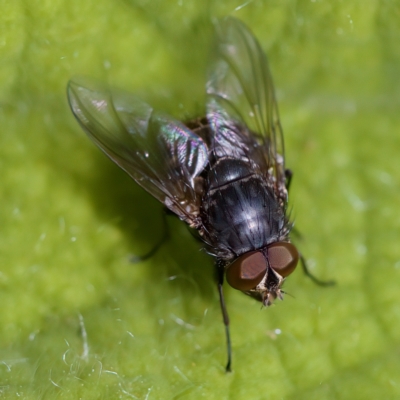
[1,0,400,398]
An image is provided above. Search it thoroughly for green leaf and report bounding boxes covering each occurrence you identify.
[1,1,400,399]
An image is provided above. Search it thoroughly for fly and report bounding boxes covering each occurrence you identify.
[67,17,332,372]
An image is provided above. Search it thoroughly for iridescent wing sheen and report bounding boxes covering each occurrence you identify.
[68,78,208,224]
[206,17,286,192]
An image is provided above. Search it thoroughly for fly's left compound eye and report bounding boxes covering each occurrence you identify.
[267,242,299,277]
[226,251,267,291]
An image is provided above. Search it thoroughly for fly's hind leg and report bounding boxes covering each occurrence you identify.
[285,168,293,191]
[130,208,172,263]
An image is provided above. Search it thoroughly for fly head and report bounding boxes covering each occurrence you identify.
[225,242,299,307]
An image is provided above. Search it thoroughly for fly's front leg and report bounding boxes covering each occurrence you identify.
[300,254,336,286]
[216,259,232,372]
[286,169,335,286]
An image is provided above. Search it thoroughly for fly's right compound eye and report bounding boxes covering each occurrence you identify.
[226,251,267,291]
[267,242,299,278]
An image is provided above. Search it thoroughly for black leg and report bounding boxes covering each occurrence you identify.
[285,169,293,191]
[216,260,232,372]
[130,210,170,263]
[290,226,303,240]
[300,254,335,286]
[286,169,335,287]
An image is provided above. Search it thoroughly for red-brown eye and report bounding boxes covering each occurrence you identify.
[267,242,299,277]
[226,251,267,291]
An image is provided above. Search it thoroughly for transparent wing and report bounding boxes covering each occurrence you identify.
[68,78,208,224]
[206,17,286,191]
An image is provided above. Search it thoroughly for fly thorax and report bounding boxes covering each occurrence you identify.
[207,157,253,190]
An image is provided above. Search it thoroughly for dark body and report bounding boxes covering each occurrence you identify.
[202,156,286,259]
[67,17,306,371]
[185,116,289,261]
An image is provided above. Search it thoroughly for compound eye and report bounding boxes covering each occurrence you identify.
[267,242,299,277]
[226,251,267,291]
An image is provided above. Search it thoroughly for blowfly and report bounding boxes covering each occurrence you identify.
[67,17,326,372]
